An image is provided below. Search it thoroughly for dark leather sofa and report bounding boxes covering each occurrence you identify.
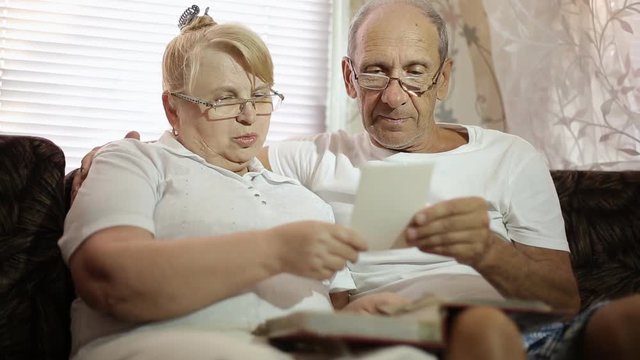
[1,135,73,360]
[1,134,639,360]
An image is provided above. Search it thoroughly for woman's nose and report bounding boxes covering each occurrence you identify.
[236,101,257,125]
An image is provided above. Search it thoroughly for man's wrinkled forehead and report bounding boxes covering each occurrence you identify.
[352,4,440,65]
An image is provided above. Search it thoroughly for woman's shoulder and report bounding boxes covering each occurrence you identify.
[94,138,167,169]
[98,137,152,155]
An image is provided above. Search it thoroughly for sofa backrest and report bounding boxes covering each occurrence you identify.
[551,170,640,310]
[0,135,637,358]
[0,135,74,360]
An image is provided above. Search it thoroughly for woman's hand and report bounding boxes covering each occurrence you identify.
[269,221,368,280]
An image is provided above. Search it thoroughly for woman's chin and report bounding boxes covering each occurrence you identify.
[227,148,259,164]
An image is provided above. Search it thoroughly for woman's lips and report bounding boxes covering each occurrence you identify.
[232,133,258,147]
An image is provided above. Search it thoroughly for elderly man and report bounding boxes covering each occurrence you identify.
[262,0,578,311]
[258,1,640,359]
[73,0,640,359]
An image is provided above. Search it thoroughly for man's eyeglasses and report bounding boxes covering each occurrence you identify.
[170,90,284,120]
[346,58,444,96]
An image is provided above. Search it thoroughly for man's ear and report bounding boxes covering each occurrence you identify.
[436,58,454,101]
[162,92,180,130]
[342,57,358,99]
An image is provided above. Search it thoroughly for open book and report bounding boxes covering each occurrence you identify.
[255,294,570,352]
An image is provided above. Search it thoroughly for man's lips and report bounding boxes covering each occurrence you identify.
[232,133,258,147]
[376,115,410,124]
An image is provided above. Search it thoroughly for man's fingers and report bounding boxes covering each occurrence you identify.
[79,131,138,181]
[417,242,467,258]
[70,169,82,204]
[413,197,487,224]
[125,131,140,140]
[79,149,98,180]
[72,133,140,206]
[406,211,488,240]
[414,229,490,249]
[415,240,487,266]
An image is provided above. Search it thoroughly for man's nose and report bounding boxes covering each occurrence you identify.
[381,78,408,108]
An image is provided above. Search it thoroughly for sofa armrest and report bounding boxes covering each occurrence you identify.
[0,135,74,360]
[551,170,640,310]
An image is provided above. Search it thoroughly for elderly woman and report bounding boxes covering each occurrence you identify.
[59,7,369,360]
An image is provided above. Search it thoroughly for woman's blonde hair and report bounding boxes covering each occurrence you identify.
[162,14,274,95]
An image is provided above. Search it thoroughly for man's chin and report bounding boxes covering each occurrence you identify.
[369,133,414,151]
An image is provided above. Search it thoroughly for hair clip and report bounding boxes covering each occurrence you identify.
[178,5,200,29]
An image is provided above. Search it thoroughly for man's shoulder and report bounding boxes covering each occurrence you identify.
[282,130,365,144]
[471,126,538,154]
[276,130,369,154]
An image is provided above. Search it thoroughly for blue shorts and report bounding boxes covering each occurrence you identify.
[523,301,608,360]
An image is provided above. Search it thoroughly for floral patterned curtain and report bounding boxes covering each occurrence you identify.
[484,0,640,170]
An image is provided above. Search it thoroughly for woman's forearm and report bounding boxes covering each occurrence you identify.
[70,225,282,323]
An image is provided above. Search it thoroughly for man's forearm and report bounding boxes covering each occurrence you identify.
[475,235,581,314]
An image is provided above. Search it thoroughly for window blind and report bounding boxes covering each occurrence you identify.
[0,0,331,173]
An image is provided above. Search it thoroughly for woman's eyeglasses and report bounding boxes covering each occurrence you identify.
[170,90,284,120]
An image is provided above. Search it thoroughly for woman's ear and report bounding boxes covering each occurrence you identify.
[162,92,180,131]
[342,57,358,99]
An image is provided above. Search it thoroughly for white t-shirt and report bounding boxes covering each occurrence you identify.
[59,132,353,355]
[268,124,568,300]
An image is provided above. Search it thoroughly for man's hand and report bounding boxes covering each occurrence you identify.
[406,197,580,312]
[404,197,499,267]
[341,292,411,314]
[71,131,140,203]
[268,221,368,281]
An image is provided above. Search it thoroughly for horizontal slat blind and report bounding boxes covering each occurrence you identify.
[0,0,331,173]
